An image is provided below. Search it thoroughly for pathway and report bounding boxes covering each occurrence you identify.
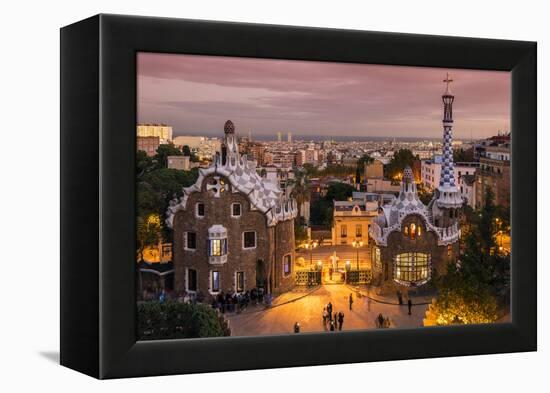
[226,284,429,336]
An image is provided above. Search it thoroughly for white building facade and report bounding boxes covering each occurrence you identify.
[421,155,479,190]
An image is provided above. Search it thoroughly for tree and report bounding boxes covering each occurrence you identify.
[136,167,199,247]
[318,164,356,177]
[325,182,354,201]
[385,149,418,180]
[416,182,434,205]
[182,144,192,156]
[182,145,200,162]
[357,153,374,168]
[310,182,355,228]
[138,301,228,340]
[289,169,310,206]
[478,187,497,255]
[137,150,154,176]
[426,186,509,326]
[154,143,182,169]
[453,147,475,162]
[294,217,308,246]
[302,163,318,177]
[137,214,161,262]
[424,264,498,326]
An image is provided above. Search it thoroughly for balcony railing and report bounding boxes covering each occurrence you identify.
[209,255,228,265]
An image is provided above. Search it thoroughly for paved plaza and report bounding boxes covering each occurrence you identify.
[226,284,431,336]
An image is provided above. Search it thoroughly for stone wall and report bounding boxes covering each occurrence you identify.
[272,219,295,294]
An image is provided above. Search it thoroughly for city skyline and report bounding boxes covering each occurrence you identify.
[137,52,510,140]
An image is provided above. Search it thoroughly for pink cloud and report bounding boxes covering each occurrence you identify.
[137,52,510,139]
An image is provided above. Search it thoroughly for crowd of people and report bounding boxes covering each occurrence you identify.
[208,288,273,313]
[322,301,345,331]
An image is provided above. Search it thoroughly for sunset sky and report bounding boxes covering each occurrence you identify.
[137,52,510,140]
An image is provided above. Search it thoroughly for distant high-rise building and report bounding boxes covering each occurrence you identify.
[137,123,173,143]
[287,132,292,143]
[276,132,282,142]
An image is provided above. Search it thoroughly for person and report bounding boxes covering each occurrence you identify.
[294,322,300,333]
[329,319,335,331]
[322,307,328,326]
[377,313,384,328]
[349,293,354,310]
[327,302,333,321]
[408,299,412,315]
[328,266,333,280]
[397,290,403,305]
[158,289,166,304]
[338,311,345,331]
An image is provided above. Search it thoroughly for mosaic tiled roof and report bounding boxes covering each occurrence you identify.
[166,121,297,228]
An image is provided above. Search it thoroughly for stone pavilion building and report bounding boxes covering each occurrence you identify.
[369,74,463,293]
[166,120,298,299]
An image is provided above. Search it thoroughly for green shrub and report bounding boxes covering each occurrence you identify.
[138,301,226,340]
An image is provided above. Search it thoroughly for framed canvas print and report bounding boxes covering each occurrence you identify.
[60,14,536,379]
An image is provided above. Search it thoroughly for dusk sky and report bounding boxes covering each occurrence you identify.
[137,52,510,140]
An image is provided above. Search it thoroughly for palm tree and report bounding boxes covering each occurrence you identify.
[290,169,310,208]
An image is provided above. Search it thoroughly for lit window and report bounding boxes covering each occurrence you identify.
[236,271,245,292]
[283,254,292,277]
[211,271,220,292]
[196,202,205,217]
[243,231,256,249]
[209,239,226,256]
[341,225,347,238]
[208,225,228,262]
[185,232,197,250]
[232,203,241,217]
[447,244,452,257]
[410,223,416,240]
[394,253,430,285]
[417,225,422,237]
[404,226,409,236]
[356,224,362,237]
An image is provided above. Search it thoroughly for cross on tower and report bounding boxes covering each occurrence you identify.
[443,72,453,95]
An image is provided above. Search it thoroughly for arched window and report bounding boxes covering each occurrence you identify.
[404,226,409,236]
[417,225,422,237]
[394,253,431,286]
[410,223,416,240]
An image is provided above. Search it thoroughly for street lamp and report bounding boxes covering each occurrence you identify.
[352,240,364,270]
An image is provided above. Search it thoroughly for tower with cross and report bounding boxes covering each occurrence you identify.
[430,73,463,228]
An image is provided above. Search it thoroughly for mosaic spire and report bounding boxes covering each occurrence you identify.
[221,119,239,165]
[439,73,456,189]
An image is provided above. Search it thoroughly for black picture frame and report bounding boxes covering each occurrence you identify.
[60,14,536,379]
